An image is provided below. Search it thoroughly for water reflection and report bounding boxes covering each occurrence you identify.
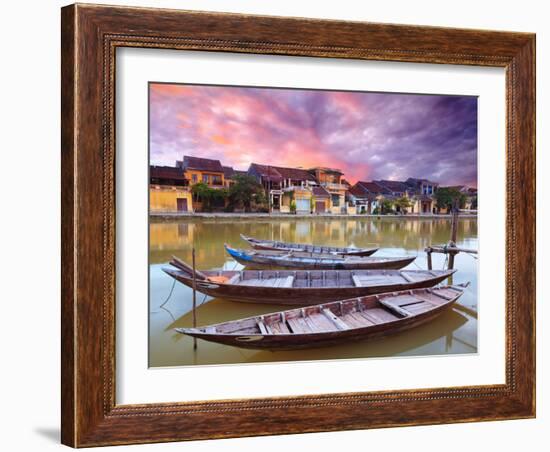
[149,217,478,367]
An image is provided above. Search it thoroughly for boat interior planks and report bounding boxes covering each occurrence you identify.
[175,286,466,350]
[163,261,457,305]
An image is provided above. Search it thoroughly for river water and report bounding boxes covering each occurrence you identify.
[149,217,478,367]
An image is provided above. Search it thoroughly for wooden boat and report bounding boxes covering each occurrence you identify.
[175,285,466,350]
[240,234,378,257]
[163,256,455,305]
[224,244,415,270]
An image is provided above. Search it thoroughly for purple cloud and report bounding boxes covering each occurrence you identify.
[150,83,477,186]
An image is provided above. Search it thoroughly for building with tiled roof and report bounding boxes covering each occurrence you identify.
[180,155,225,188]
[248,163,318,213]
[309,167,349,214]
[373,180,410,197]
[182,155,224,172]
[222,166,249,187]
[149,165,193,213]
[150,165,188,186]
[348,181,390,213]
[311,186,332,214]
[353,181,392,195]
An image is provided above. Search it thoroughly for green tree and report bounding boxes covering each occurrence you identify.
[191,182,214,211]
[394,196,412,214]
[191,183,228,211]
[289,200,297,214]
[228,174,266,212]
[435,188,466,211]
[381,199,394,214]
[211,187,229,209]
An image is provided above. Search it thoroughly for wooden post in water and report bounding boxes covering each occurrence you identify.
[426,247,433,270]
[425,199,476,274]
[448,199,459,270]
[448,249,456,270]
[450,198,459,246]
[192,248,197,350]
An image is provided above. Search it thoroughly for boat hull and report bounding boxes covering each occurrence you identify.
[163,268,454,305]
[241,234,378,257]
[178,287,463,350]
[226,245,415,270]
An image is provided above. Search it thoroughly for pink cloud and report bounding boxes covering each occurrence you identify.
[149,83,477,186]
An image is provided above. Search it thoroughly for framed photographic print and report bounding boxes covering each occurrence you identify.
[61,3,535,447]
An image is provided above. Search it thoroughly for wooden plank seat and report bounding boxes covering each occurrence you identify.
[321,308,350,330]
[341,313,370,328]
[306,313,337,332]
[286,317,312,334]
[401,301,434,314]
[225,274,241,284]
[269,321,291,334]
[352,274,405,287]
[381,294,423,307]
[360,308,399,324]
[237,276,294,287]
[379,299,410,317]
[379,293,437,315]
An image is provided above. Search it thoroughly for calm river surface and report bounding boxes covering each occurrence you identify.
[149,217,478,367]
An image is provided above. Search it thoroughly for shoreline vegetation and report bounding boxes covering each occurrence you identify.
[150,212,478,222]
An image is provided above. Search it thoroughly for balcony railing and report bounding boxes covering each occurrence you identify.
[321,182,347,191]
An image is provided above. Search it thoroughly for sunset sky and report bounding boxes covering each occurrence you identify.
[149,83,477,186]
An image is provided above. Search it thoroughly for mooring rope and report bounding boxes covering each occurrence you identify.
[412,249,424,270]
[159,277,177,309]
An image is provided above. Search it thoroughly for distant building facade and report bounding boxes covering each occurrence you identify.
[222,166,248,188]
[310,167,348,214]
[150,154,474,215]
[348,181,390,214]
[178,156,225,188]
[311,186,331,213]
[439,185,478,212]
[404,178,439,214]
[348,177,441,214]
[248,163,317,214]
[149,165,193,213]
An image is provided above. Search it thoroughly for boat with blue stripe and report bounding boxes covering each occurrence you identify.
[224,244,415,270]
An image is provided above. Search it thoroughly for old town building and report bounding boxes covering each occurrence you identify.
[149,165,193,213]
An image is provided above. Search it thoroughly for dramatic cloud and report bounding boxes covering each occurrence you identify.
[149,83,477,186]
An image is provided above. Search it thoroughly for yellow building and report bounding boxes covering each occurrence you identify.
[180,155,225,188]
[281,187,312,214]
[149,166,193,213]
[311,186,331,214]
[310,167,348,214]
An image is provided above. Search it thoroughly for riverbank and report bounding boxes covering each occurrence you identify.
[150,212,478,222]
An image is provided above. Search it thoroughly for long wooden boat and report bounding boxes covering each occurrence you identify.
[240,234,378,257]
[163,256,455,305]
[175,285,466,350]
[225,244,415,270]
